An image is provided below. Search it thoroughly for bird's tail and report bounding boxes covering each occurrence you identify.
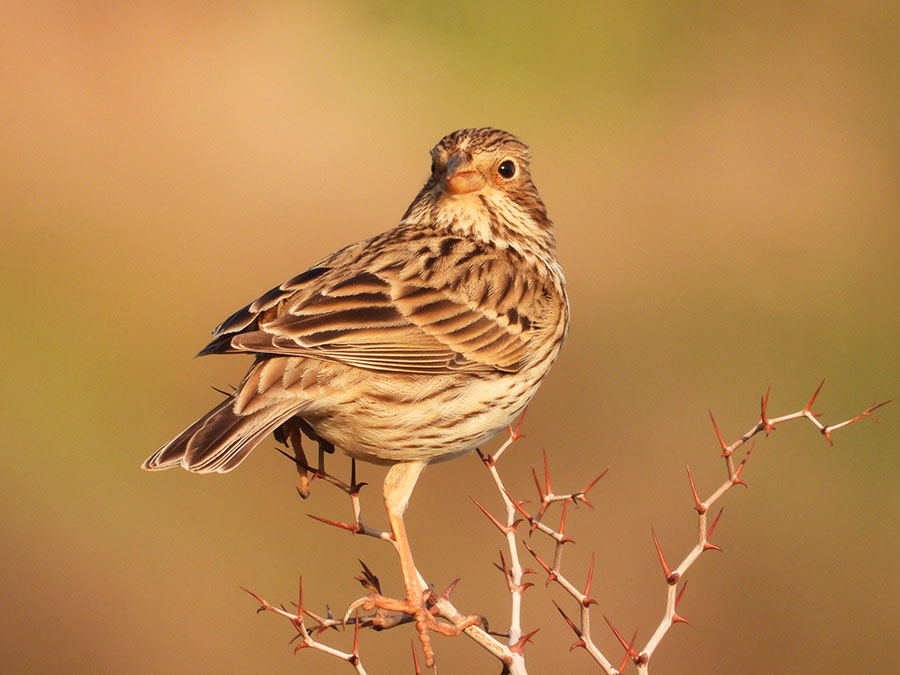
[142,392,298,474]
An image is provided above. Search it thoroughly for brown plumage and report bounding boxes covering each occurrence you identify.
[142,128,568,661]
[143,127,568,476]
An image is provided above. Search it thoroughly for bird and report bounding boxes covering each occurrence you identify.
[143,127,569,663]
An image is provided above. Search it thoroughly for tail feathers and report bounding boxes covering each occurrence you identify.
[142,397,298,474]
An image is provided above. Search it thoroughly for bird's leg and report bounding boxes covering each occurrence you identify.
[382,461,436,663]
[345,461,481,667]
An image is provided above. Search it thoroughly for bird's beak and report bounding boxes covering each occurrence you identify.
[444,152,485,195]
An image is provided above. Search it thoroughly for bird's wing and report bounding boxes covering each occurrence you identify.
[199,235,544,375]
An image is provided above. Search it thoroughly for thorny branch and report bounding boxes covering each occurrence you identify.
[243,381,888,673]
[511,381,889,674]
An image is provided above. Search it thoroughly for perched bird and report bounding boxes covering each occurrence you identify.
[143,127,569,661]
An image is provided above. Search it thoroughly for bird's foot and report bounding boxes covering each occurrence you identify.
[345,589,481,667]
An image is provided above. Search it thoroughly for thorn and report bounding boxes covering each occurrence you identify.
[440,578,462,600]
[504,489,534,526]
[704,508,724,552]
[552,600,582,637]
[805,378,826,413]
[558,501,570,539]
[542,449,553,497]
[523,541,556,583]
[686,465,705,514]
[530,466,546,501]
[760,386,774,435]
[575,468,609,508]
[732,442,755,486]
[651,528,679,585]
[709,410,730,457]
[675,580,688,608]
[349,609,361,665]
[240,586,269,612]
[605,616,638,666]
[582,553,598,607]
[471,497,516,535]
[411,640,421,675]
[307,513,361,534]
[622,630,641,671]
[509,408,528,441]
[509,628,540,655]
[671,611,690,626]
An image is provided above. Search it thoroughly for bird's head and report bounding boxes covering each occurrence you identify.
[402,128,554,255]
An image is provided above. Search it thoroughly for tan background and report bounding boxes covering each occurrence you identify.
[2,3,898,673]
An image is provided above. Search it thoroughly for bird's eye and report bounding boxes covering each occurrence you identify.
[430,161,437,174]
[497,159,516,179]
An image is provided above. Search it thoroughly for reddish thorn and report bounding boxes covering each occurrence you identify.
[821,427,834,445]
[760,386,774,434]
[604,615,630,650]
[671,612,690,626]
[651,527,679,585]
[559,501,568,536]
[504,490,534,521]
[805,378,826,413]
[530,466,546,501]
[709,410,730,456]
[625,631,641,667]
[523,541,553,575]
[686,465,705,513]
[441,578,462,600]
[675,580,688,608]
[307,513,361,534]
[581,553,597,607]
[542,449,553,496]
[510,407,528,441]
[580,468,609,500]
[240,586,269,612]
[605,616,639,667]
[470,497,512,535]
[732,442,755,486]
[510,628,540,655]
[411,640,421,675]
[351,609,361,659]
[704,508,724,552]
[552,600,582,636]
[569,638,587,652]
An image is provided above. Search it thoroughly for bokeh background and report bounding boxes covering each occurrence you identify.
[2,2,898,673]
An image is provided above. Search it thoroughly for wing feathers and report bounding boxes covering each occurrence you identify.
[198,233,548,375]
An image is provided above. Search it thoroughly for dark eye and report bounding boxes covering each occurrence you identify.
[497,159,516,179]
[430,161,437,174]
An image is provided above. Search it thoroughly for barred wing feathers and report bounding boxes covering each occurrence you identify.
[199,236,548,376]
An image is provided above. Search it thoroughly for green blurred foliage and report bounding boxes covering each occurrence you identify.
[1,2,897,673]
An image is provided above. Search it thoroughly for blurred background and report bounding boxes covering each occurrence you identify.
[2,2,897,673]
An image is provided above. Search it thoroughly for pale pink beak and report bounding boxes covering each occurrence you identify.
[444,152,485,195]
